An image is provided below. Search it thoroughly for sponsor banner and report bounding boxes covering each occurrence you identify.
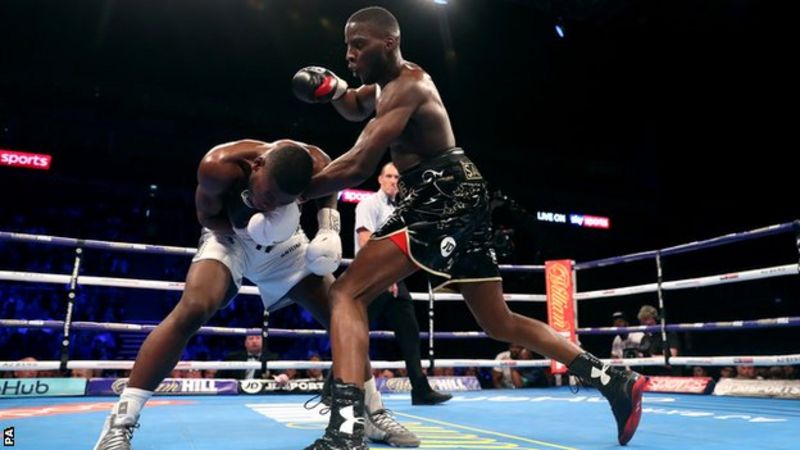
[545,260,576,374]
[645,376,714,395]
[570,214,611,229]
[536,210,611,229]
[86,379,116,395]
[239,378,324,395]
[376,376,481,393]
[337,189,372,204]
[87,378,238,396]
[0,378,86,398]
[713,378,800,399]
[0,149,52,170]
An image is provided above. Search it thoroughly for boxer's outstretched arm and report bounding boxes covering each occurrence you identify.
[304,80,421,200]
[332,84,379,122]
[305,144,338,210]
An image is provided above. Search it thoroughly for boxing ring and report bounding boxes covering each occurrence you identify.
[1,221,799,449]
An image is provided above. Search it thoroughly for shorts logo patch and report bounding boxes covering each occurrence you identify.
[280,241,302,258]
[422,169,444,183]
[459,160,482,180]
[440,237,457,257]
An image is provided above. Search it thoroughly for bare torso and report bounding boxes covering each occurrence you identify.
[382,62,456,172]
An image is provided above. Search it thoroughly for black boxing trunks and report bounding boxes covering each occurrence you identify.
[372,147,502,290]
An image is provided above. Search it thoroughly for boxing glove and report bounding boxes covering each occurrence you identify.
[305,208,342,275]
[292,66,348,104]
[246,202,301,246]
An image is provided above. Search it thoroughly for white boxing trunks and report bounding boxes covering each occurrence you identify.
[191,227,312,310]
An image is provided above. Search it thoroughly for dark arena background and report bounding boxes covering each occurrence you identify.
[1,1,798,449]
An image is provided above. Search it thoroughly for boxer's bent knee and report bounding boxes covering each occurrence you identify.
[329,277,372,309]
[171,295,221,331]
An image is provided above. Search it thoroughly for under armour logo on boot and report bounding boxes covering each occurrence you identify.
[591,364,611,385]
[338,405,365,435]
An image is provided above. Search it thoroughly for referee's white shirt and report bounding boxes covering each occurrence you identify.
[353,189,395,255]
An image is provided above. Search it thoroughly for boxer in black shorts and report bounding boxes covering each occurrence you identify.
[293,6,646,449]
[373,147,501,290]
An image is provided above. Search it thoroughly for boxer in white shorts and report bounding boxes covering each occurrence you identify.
[193,226,313,312]
[94,139,418,449]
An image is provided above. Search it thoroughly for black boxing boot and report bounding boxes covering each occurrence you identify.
[321,370,333,406]
[302,370,333,412]
[411,377,452,406]
[304,380,368,450]
[568,353,647,445]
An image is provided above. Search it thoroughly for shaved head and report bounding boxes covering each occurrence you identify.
[347,6,400,39]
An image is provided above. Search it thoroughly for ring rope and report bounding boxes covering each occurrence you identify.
[4,316,799,339]
[3,354,798,372]
[2,264,794,303]
[575,220,798,270]
[3,224,798,378]
[574,263,799,300]
[0,230,546,272]
[0,270,544,302]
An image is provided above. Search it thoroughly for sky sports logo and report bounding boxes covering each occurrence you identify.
[0,149,52,170]
[569,214,610,229]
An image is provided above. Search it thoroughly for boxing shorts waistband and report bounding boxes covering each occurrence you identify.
[399,147,479,186]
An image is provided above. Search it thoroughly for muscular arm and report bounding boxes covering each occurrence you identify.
[304,80,422,200]
[305,144,338,210]
[195,157,238,233]
[332,84,379,122]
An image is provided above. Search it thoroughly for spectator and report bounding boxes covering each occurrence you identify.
[767,366,784,380]
[511,348,548,387]
[306,353,325,381]
[492,343,523,389]
[13,357,39,378]
[216,335,278,380]
[71,368,98,378]
[736,365,758,379]
[610,311,644,359]
[637,305,680,357]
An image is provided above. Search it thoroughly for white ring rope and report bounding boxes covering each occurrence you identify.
[0,270,544,302]
[3,227,798,376]
[2,263,795,304]
[574,263,799,300]
[4,316,798,339]
[0,231,544,272]
[3,354,798,372]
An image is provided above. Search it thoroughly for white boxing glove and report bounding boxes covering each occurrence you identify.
[305,208,342,275]
[246,202,301,246]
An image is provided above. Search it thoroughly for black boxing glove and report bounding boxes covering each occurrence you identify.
[292,66,348,104]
